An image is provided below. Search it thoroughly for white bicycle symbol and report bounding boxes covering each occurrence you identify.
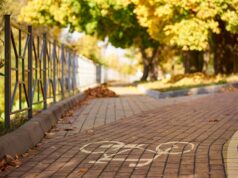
[80,141,194,167]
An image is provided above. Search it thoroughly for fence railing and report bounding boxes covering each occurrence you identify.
[2,15,136,128]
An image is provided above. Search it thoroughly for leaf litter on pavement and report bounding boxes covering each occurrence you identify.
[60,84,118,130]
[0,85,118,172]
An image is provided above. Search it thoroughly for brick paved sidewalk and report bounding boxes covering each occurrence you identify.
[51,85,209,139]
[1,87,238,178]
[51,94,161,139]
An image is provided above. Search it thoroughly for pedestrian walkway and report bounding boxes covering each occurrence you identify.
[1,85,238,178]
[49,84,210,139]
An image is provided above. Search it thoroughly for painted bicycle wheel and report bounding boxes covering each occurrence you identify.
[80,141,125,154]
[156,141,194,155]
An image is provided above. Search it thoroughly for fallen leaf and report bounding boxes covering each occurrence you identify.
[84,85,118,99]
[62,111,74,118]
[85,129,94,135]
[0,154,22,171]
[64,127,74,131]
[22,152,29,158]
[77,168,88,175]
[44,132,56,139]
[51,128,60,132]
[0,159,6,169]
[4,155,14,164]
[208,119,219,122]
[8,159,21,167]
[28,149,39,155]
[68,120,73,124]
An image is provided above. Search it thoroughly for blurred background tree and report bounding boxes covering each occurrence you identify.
[132,0,238,75]
[19,0,161,81]
[1,0,238,81]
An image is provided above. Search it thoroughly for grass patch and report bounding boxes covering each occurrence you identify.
[138,73,238,92]
[0,116,27,136]
[154,82,226,92]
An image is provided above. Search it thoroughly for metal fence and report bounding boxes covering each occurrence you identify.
[2,15,136,128]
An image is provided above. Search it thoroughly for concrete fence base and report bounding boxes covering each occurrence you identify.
[0,93,86,159]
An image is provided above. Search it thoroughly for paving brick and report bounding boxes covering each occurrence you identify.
[1,88,238,177]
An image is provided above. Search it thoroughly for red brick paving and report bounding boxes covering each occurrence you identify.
[1,91,238,178]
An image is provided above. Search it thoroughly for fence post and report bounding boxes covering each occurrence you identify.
[97,64,102,83]
[68,51,71,92]
[53,41,56,103]
[4,15,11,128]
[28,26,33,118]
[72,53,75,92]
[61,44,65,99]
[43,33,47,109]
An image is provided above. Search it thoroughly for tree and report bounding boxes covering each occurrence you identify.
[67,34,104,64]
[131,0,238,74]
[19,0,160,80]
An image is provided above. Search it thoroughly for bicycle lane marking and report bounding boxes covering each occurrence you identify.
[80,141,195,168]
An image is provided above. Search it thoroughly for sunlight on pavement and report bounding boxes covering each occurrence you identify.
[109,86,143,95]
[223,131,238,177]
[108,81,144,95]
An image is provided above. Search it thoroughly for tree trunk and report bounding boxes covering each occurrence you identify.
[149,61,158,81]
[213,36,235,74]
[196,51,204,72]
[140,47,159,81]
[183,51,191,73]
[140,47,150,81]
[233,56,238,73]
[149,48,159,81]
[226,33,238,74]
[212,19,236,75]
[213,31,226,74]
[182,50,204,74]
[141,62,150,81]
[203,50,210,73]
